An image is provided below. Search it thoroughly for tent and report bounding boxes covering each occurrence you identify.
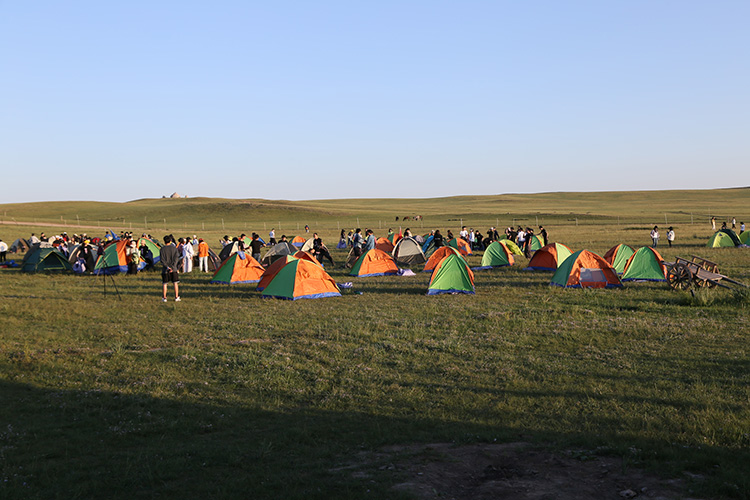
[261,241,297,266]
[257,255,297,291]
[706,230,741,248]
[448,237,472,256]
[137,237,162,265]
[261,259,341,300]
[603,244,635,274]
[68,243,97,272]
[210,251,265,284]
[291,236,307,248]
[392,237,426,267]
[294,250,321,265]
[421,235,440,258]
[621,247,667,282]
[476,241,514,269]
[423,246,464,273]
[219,241,241,262]
[525,243,573,271]
[528,235,544,252]
[740,232,750,245]
[375,237,394,253]
[10,238,30,254]
[349,248,399,277]
[21,246,73,273]
[551,250,622,289]
[427,253,475,295]
[497,239,523,256]
[387,232,402,245]
[300,238,315,253]
[93,239,133,275]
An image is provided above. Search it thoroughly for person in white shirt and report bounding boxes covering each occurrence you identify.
[182,238,194,273]
[666,227,675,247]
[650,226,659,248]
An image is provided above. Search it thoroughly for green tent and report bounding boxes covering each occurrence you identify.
[427,253,475,295]
[21,247,73,273]
[525,242,573,271]
[706,230,741,248]
[137,237,161,264]
[477,241,514,269]
[621,247,666,282]
[739,231,750,245]
[551,250,622,288]
[261,259,341,300]
[528,234,544,252]
[604,244,635,274]
[497,239,523,256]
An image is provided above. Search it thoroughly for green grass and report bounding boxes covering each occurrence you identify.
[1,192,749,499]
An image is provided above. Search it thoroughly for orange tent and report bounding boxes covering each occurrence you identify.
[291,236,307,248]
[375,237,394,253]
[257,255,296,291]
[349,248,399,277]
[210,251,265,284]
[525,243,573,271]
[294,250,321,265]
[448,237,472,256]
[423,246,463,272]
[551,250,621,289]
[261,259,341,300]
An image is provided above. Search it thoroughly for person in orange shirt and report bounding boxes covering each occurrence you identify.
[197,238,210,272]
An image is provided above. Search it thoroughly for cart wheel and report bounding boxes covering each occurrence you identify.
[667,263,692,290]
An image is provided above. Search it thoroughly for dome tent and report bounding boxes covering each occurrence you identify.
[525,243,573,271]
[476,241,514,270]
[603,244,635,274]
[621,247,667,282]
[261,259,341,300]
[427,253,475,295]
[551,250,622,289]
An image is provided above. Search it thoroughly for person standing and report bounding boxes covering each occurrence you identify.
[667,227,675,247]
[539,226,548,246]
[364,229,376,251]
[250,233,263,262]
[182,237,194,273]
[741,222,746,234]
[352,228,364,257]
[516,227,526,249]
[269,228,276,245]
[197,238,209,272]
[711,216,716,231]
[732,217,737,230]
[0,238,7,262]
[160,235,181,302]
[650,226,659,247]
[433,230,444,248]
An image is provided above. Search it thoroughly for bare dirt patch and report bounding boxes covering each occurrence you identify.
[337,442,704,500]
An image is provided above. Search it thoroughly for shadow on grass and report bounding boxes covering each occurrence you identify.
[1,379,748,500]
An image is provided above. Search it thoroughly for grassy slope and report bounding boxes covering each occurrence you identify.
[1,191,749,499]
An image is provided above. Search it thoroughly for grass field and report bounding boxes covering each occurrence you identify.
[1,190,749,499]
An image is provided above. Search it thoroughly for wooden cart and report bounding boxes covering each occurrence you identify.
[665,255,747,291]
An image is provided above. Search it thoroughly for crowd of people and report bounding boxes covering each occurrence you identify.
[5,213,748,302]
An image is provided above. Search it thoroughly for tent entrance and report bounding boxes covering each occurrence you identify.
[580,268,607,285]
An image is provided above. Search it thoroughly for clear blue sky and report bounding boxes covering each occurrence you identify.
[1,1,748,203]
